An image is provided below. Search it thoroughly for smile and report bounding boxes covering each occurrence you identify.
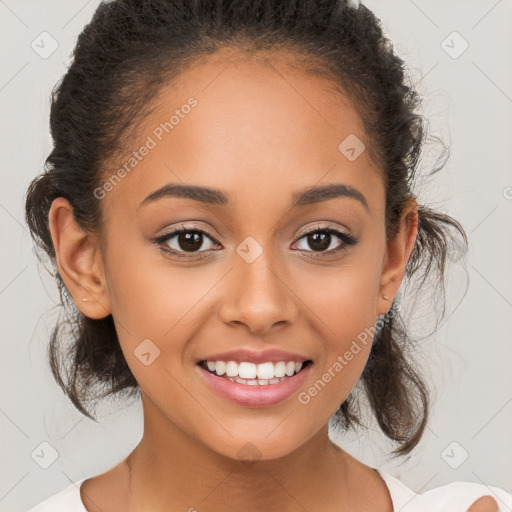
[199,360,310,385]
[196,359,313,407]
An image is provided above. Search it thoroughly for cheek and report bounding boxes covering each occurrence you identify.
[292,258,380,408]
[104,247,236,409]
[295,253,381,342]
[105,237,210,341]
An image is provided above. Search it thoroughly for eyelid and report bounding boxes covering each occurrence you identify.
[297,223,352,239]
[155,223,220,242]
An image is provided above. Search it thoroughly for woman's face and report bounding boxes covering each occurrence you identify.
[54,51,417,462]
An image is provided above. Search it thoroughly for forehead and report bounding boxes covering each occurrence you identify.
[99,49,384,223]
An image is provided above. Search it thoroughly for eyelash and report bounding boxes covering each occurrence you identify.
[153,224,358,260]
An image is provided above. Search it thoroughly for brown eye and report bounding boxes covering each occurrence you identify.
[304,232,332,252]
[153,226,221,257]
[174,231,204,252]
[293,226,358,257]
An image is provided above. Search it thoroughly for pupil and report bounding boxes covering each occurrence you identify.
[179,232,202,252]
[309,232,330,251]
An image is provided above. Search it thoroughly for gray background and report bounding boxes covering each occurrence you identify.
[1,0,511,510]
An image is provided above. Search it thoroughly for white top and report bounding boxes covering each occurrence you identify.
[27,469,512,511]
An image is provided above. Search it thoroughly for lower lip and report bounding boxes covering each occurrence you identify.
[196,363,311,407]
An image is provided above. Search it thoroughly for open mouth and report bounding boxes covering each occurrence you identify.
[198,359,313,386]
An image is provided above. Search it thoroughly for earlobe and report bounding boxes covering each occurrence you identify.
[48,197,111,319]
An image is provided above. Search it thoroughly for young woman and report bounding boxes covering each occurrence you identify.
[24,0,511,510]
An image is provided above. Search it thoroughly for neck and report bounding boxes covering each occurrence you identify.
[124,396,354,512]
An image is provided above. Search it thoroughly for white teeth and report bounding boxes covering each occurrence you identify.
[256,362,274,380]
[285,361,296,376]
[226,361,238,377]
[203,359,308,384]
[238,362,257,379]
[274,361,286,378]
[215,361,226,376]
[227,375,287,386]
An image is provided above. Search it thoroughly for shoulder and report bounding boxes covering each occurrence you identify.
[26,478,87,512]
[377,469,512,512]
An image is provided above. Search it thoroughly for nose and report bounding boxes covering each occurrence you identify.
[218,253,298,335]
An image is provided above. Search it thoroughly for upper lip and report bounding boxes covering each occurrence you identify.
[198,349,312,365]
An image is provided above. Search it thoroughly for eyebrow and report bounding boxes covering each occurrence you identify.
[138,182,369,212]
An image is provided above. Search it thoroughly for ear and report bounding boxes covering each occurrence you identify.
[48,197,111,319]
[377,197,419,316]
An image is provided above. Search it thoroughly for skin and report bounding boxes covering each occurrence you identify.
[48,49,498,512]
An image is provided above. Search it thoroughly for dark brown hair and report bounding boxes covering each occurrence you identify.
[24,0,467,457]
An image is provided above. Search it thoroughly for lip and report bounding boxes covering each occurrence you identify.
[198,348,311,364]
[196,361,312,407]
